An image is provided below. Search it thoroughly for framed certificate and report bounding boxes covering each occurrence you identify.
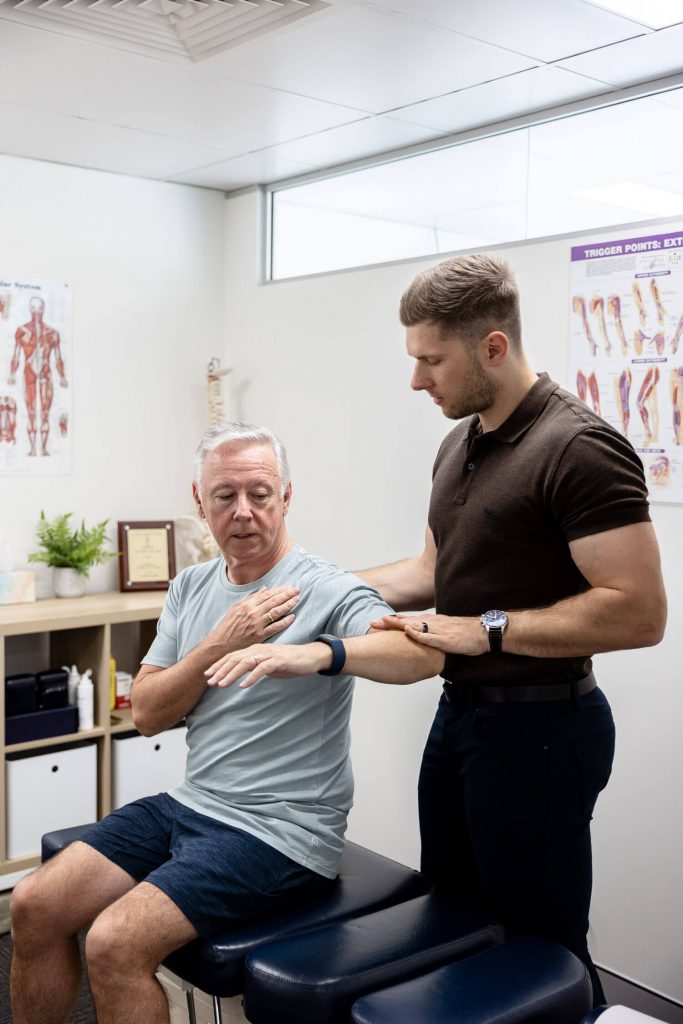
[117,521,176,592]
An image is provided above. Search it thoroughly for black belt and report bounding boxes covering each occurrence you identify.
[442,672,597,705]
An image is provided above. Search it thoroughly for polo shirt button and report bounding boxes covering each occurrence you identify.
[467,462,475,471]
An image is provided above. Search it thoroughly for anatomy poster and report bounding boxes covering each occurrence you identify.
[0,278,72,476]
[570,229,683,503]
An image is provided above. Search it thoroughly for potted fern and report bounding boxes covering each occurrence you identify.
[29,512,118,597]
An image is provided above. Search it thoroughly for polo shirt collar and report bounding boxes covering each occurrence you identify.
[468,372,557,445]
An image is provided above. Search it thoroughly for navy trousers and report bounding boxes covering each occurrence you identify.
[418,685,615,1005]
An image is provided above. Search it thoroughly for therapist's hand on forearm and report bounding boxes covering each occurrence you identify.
[371,613,487,656]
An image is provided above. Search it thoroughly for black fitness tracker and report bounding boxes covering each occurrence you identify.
[315,634,347,676]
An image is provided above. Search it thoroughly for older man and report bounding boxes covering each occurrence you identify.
[11,422,443,1024]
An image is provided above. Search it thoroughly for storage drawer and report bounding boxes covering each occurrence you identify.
[112,727,187,810]
[6,742,97,860]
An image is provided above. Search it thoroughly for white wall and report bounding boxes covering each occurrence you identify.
[224,190,682,1003]
[0,154,225,592]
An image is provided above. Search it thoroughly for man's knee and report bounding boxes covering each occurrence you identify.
[11,869,62,946]
[86,901,156,979]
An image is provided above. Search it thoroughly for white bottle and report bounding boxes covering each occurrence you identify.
[77,669,94,732]
[62,664,80,705]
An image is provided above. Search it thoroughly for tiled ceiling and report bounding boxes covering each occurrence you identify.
[0,0,682,193]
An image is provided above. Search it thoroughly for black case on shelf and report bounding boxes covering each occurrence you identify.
[5,706,79,745]
[5,674,38,716]
[36,669,69,710]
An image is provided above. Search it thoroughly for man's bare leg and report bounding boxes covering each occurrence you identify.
[86,881,198,1024]
[10,841,137,1024]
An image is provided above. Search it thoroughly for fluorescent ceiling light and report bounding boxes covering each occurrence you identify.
[572,181,683,215]
[583,0,683,28]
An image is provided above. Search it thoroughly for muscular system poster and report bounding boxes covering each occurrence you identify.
[0,278,72,476]
[570,229,683,504]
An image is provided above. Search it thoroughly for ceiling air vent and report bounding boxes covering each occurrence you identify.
[0,0,343,63]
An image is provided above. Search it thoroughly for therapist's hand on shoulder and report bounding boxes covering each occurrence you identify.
[370,613,488,656]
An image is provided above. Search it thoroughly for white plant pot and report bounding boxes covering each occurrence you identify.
[53,567,87,598]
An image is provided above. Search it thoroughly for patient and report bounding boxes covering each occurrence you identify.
[10,422,443,1024]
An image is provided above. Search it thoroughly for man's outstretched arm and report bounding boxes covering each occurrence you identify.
[204,628,445,690]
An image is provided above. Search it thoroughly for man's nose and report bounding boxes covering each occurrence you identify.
[411,364,428,391]
[233,494,253,519]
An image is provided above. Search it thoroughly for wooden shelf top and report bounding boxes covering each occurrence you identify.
[5,726,106,754]
[0,590,165,636]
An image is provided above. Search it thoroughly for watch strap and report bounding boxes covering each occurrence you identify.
[316,634,347,676]
[487,627,503,655]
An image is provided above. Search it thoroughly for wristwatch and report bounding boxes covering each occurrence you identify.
[315,634,347,676]
[480,610,509,655]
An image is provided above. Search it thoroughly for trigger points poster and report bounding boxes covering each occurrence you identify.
[570,228,683,503]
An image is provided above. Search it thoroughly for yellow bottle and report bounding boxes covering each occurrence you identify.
[109,656,117,711]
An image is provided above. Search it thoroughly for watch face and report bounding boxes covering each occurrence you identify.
[482,609,508,629]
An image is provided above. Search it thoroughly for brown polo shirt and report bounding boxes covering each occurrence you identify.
[429,373,651,687]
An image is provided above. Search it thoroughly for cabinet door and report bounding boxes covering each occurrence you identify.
[112,729,187,809]
[6,744,97,859]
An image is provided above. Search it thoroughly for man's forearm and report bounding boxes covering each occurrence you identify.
[504,586,666,657]
[132,637,242,736]
[342,630,444,683]
[355,556,434,612]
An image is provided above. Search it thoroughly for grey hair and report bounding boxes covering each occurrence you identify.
[193,423,291,497]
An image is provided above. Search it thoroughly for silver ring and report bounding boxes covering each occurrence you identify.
[252,655,259,666]
[422,621,429,634]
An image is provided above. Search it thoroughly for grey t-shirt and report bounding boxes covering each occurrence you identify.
[142,545,393,878]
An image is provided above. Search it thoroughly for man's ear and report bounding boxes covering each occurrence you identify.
[192,482,205,519]
[283,482,292,516]
[480,330,509,367]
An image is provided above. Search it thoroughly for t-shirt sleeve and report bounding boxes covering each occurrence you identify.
[549,425,651,542]
[141,576,180,667]
[316,574,395,638]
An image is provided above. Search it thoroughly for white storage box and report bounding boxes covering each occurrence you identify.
[6,742,97,860]
[112,727,187,809]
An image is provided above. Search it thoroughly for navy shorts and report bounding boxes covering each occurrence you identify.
[79,792,334,938]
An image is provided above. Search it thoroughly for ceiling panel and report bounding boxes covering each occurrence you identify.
[0,21,369,157]
[265,116,443,170]
[200,4,536,114]
[557,22,683,85]
[0,101,230,179]
[391,66,615,134]
[361,0,648,62]
[167,151,316,190]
